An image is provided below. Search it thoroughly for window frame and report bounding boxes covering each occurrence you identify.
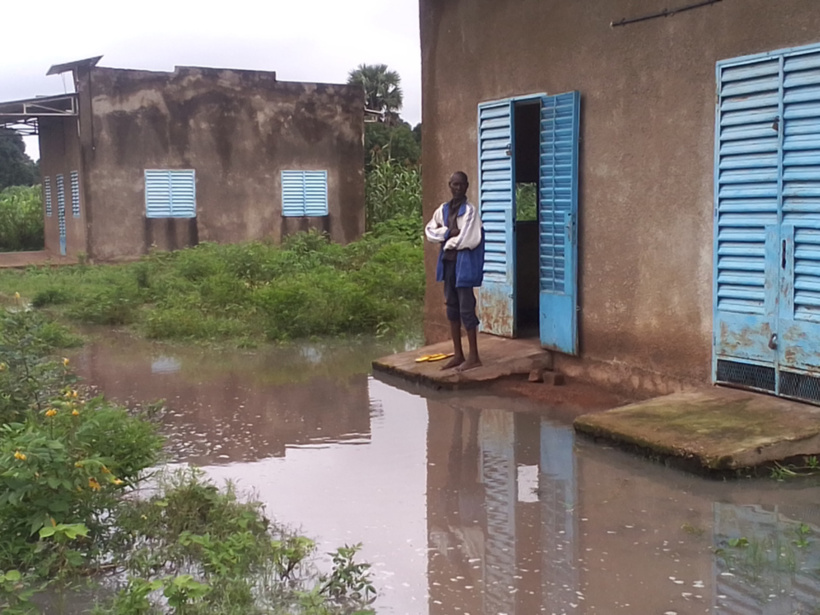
[281,170,329,217]
[144,169,197,219]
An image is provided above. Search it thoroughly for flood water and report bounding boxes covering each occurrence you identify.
[72,333,820,615]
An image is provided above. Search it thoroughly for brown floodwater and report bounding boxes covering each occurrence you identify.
[71,333,820,615]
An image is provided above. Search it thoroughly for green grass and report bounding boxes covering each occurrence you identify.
[0,218,424,344]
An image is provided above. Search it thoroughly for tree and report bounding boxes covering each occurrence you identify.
[0,129,38,190]
[347,64,403,121]
[365,120,420,169]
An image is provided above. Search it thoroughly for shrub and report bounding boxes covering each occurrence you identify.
[0,186,43,252]
[0,308,79,423]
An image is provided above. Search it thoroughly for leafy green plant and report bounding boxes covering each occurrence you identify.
[0,307,78,422]
[0,186,43,252]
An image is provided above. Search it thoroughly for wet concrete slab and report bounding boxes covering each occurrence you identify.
[372,333,552,389]
[574,386,820,472]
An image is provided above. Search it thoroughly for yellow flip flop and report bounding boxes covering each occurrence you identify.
[415,352,454,363]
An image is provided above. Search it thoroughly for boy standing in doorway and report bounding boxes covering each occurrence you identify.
[425,171,485,371]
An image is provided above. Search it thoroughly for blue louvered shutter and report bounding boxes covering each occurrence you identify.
[281,170,328,217]
[304,171,328,216]
[778,47,820,372]
[539,91,580,354]
[169,170,196,218]
[145,170,196,218]
[714,56,781,372]
[477,99,516,337]
[56,174,66,255]
[70,171,80,217]
[44,177,52,217]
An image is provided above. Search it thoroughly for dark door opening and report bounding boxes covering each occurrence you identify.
[514,101,541,337]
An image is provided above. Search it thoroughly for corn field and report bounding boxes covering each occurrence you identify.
[365,161,421,229]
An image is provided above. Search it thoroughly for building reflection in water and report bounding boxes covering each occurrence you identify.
[74,336,373,465]
[427,401,578,615]
[426,400,820,615]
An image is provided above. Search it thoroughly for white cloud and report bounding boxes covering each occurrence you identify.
[1,0,421,161]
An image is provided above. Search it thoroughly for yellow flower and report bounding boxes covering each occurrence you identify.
[13,450,26,461]
[113,478,124,486]
[0,362,6,371]
[72,409,80,417]
[62,357,69,367]
[14,292,20,300]
[74,461,84,468]
[45,408,57,417]
[88,478,101,491]
[72,390,78,399]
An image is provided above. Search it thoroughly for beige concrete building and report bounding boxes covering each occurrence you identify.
[0,56,365,262]
[420,0,820,401]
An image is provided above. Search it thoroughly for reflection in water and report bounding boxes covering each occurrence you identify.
[70,334,820,614]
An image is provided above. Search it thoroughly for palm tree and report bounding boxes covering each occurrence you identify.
[347,64,403,122]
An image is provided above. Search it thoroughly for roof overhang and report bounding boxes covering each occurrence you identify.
[0,93,78,135]
[47,55,102,76]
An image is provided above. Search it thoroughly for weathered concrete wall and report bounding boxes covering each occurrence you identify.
[38,115,87,257]
[79,66,364,261]
[420,0,820,392]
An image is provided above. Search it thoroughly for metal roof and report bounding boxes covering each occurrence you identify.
[0,93,78,134]
[47,55,102,76]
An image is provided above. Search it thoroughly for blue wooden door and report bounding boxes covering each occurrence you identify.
[715,43,820,401]
[477,99,516,337]
[539,92,580,354]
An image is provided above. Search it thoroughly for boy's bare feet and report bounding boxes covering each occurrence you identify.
[455,358,482,372]
[441,355,465,370]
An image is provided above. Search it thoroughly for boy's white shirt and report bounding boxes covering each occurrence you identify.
[425,201,482,251]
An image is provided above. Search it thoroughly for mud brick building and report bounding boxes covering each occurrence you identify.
[0,56,364,262]
[419,0,820,401]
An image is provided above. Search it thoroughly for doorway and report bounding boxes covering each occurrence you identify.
[513,101,541,337]
[476,91,580,354]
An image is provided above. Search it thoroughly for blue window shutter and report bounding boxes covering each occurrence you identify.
[56,174,66,255]
[146,170,171,218]
[145,169,196,218]
[304,171,328,216]
[282,170,305,216]
[70,171,80,217]
[44,177,52,217]
[169,170,196,218]
[282,170,328,217]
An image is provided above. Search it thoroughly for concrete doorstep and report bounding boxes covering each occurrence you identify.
[574,386,820,474]
[372,333,553,389]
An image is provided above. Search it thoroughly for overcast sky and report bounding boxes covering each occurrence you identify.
[0,0,421,161]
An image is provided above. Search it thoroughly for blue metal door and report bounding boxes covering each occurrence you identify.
[715,43,820,400]
[776,47,820,390]
[477,99,516,337]
[539,92,580,354]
